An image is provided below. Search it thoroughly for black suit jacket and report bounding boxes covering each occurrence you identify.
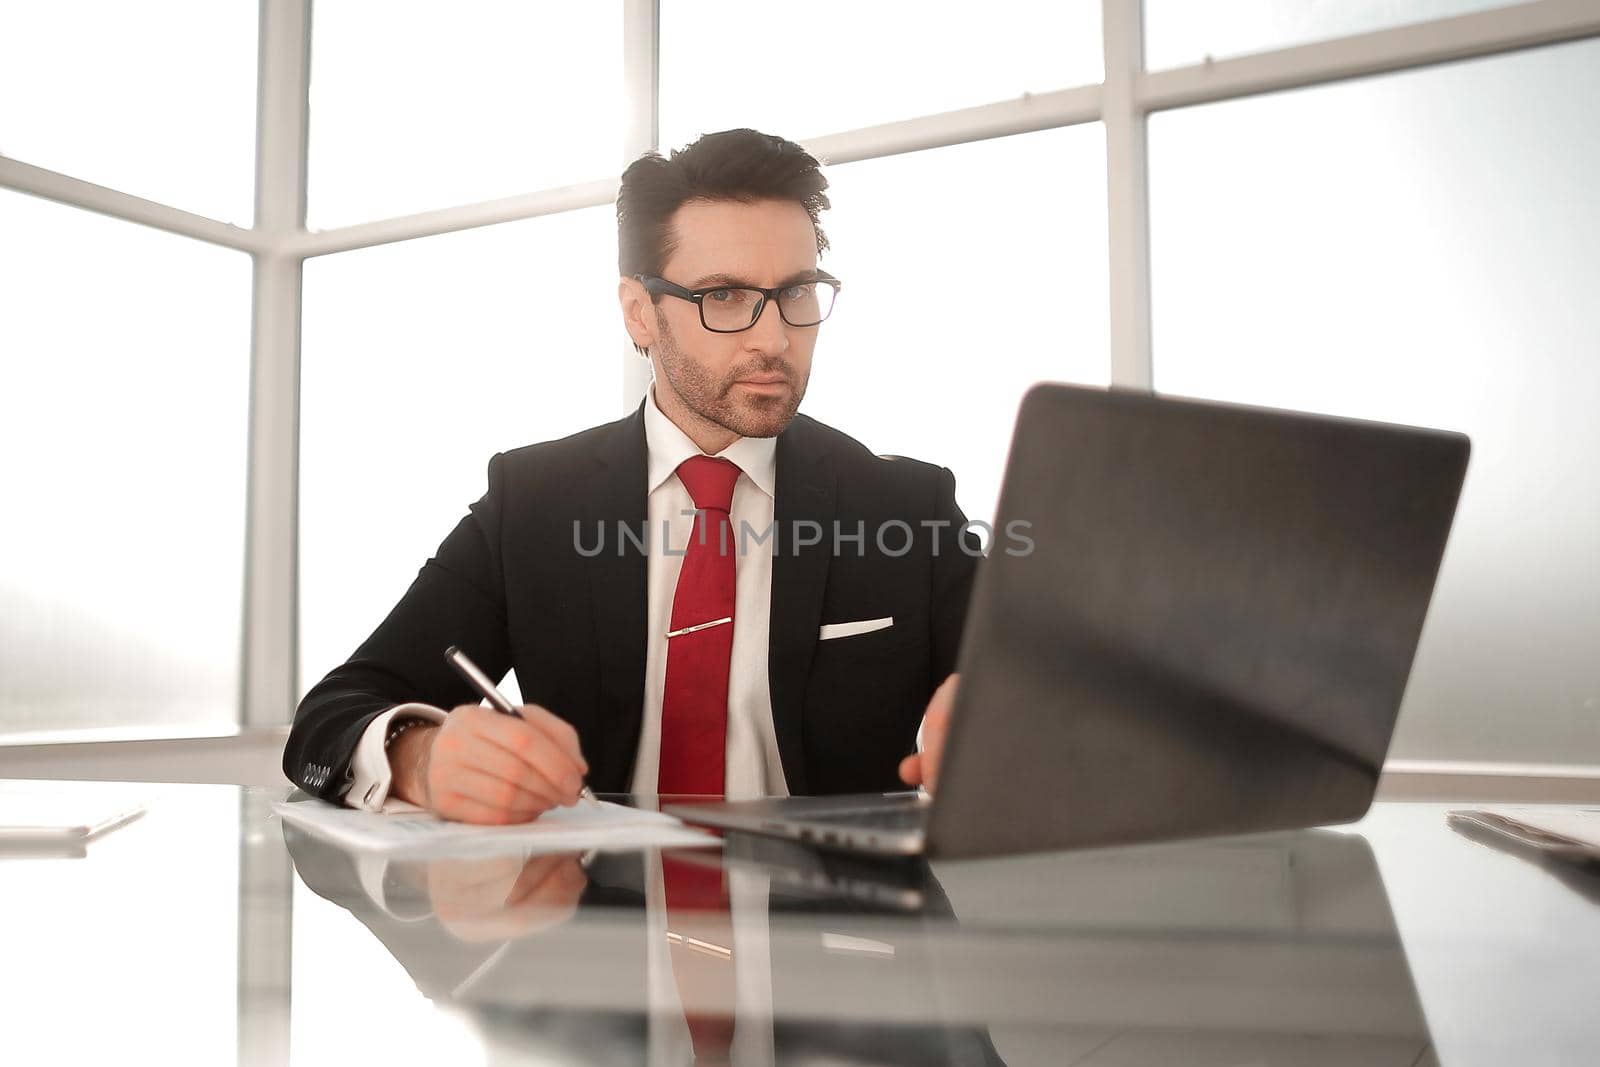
[285,403,979,799]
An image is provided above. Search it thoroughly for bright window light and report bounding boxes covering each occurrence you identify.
[0,0,257,223]
[1143,0,1536,71]
[660,0,1102,148]
[0,190,250,738]
[307,1,624,229]
[299,207,623,698]
[1150,38,1600,762]
[803,126,1110,524]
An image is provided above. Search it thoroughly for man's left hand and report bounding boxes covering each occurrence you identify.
[899,673,957,795]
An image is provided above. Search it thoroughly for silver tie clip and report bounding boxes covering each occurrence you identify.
[665,615,733,639]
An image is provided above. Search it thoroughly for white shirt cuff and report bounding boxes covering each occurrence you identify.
[346,703,448,812]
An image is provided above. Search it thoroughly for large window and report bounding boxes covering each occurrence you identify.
[1149,37,1600,762]
[4,1,1596,773]
[0,191,250,738]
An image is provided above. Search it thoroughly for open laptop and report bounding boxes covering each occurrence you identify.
[667,384,1470,859]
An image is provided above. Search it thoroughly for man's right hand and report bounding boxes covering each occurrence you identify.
[389,704,589,824]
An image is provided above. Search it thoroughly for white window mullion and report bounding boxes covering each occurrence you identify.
[0,156,263,252]
[803,86,1102,166]
[620,0,660,414]
[1103,0,1153,390]
[1139,0,1600,112]
[241,0,311,729]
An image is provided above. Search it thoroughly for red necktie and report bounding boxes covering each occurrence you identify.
[658,455,741,797]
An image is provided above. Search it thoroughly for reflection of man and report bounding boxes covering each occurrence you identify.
[284,128,976,821]
[424,851,587,944]
[282,825,1005,1065]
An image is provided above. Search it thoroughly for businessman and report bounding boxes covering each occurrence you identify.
[285,129,975,822]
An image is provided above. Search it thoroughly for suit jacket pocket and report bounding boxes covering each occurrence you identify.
[819,616,894,641]
[812,615,923,661]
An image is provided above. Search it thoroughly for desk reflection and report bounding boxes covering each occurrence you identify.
[283,816,1430,1067]
[284,822,1005,1066]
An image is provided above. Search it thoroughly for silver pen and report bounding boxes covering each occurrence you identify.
[444,645,601,808]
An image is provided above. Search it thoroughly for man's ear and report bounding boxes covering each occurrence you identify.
[618,277,657,352]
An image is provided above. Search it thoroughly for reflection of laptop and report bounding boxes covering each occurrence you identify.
[669,384,1470,858]
[667,829,933,910]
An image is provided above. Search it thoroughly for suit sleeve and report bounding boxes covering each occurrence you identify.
[282,453,513,800]
[929,465,982,687]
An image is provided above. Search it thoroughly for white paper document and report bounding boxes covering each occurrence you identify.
[273,796,719,857]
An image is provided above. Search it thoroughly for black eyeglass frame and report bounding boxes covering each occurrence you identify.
[634,272,843,332]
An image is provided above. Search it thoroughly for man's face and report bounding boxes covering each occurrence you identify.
[644,198,821,441]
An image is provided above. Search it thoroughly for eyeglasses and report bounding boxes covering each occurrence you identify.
[636,272,842,333]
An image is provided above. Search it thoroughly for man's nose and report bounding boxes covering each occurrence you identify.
[744,295,790,353]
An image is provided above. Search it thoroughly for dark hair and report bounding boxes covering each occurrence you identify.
[617,128,831,281]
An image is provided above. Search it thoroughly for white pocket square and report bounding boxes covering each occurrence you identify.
[819,617,894,640]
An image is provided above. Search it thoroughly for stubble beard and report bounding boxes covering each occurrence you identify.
[652,311,808,440]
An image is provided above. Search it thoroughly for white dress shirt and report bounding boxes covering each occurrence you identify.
[343,386,789,810]
[631,385,788,801]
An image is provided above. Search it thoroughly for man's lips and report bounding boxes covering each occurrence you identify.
[732,370,791,394]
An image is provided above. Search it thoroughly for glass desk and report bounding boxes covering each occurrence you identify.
[2,781,1596,1066]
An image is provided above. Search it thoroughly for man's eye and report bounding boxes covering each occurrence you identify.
[706,288,750,304]
[781,284,815,301]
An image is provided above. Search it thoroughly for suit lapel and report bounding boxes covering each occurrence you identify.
[585,402,650,792]
[769,418,835,795]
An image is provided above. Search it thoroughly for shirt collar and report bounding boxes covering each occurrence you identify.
[643,385,777,500]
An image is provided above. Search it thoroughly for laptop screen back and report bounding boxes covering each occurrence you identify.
[929,386,1469,857]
